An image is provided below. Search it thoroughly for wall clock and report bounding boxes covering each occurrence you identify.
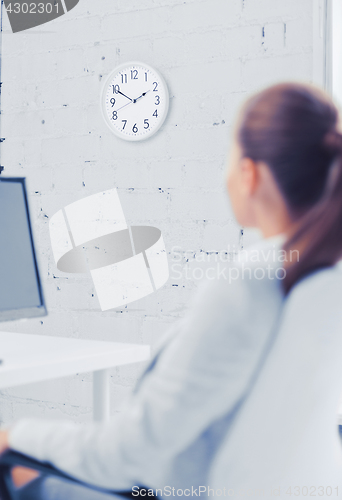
[101,62,169,141]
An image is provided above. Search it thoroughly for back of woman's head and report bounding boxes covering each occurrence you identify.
[238,82,342,294]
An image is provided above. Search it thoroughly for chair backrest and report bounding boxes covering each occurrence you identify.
[209,266,342,499]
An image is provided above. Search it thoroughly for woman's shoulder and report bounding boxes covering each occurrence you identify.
[172,243,285,362]
[189,235,286,314]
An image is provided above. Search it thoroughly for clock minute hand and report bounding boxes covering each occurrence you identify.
[117,90,133,102]
[133,90,150,103]
[116,101,133,112]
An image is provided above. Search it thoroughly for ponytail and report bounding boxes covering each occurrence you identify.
[283,132,342,293]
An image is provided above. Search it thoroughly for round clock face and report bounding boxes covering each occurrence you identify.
[101,62,169,141]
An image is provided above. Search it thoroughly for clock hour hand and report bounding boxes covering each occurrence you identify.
[117,90,133,102]
[133,90,150,103]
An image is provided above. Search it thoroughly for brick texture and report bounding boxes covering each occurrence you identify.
[0,0,314,424]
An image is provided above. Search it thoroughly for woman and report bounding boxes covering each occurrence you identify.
[1,82,342,499]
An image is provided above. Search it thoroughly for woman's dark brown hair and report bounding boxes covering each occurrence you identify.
[238,82,342,294]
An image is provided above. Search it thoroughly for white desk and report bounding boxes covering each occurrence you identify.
[0,332,150,422]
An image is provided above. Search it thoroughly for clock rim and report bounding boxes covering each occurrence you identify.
[101,61,169,142]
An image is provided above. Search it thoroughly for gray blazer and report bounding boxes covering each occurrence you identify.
[9,236,290,493]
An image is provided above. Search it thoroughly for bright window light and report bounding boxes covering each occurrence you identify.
[332,0,342,109]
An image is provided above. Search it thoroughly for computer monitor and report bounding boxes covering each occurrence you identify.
[0,177,46,322]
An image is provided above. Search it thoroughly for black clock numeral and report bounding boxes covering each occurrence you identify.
[131,70,138,80]
[145,72,148,82]
[132,123,138,133]
[144,119,149,129]
[121,74,127,84]
[153,110,158,118]
[155,95,160,106]
[110,98,116,107]
[122,120,127,130]
[153,82,158,92]
[112,111,118,120]
[112,84,120,94]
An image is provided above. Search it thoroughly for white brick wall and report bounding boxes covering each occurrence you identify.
[0,0,315,425]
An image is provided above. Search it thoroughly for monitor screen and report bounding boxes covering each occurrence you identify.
[0,177,46,322]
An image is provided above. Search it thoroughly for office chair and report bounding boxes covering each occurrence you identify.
[0,449,138,499]
[209,266,342,493]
